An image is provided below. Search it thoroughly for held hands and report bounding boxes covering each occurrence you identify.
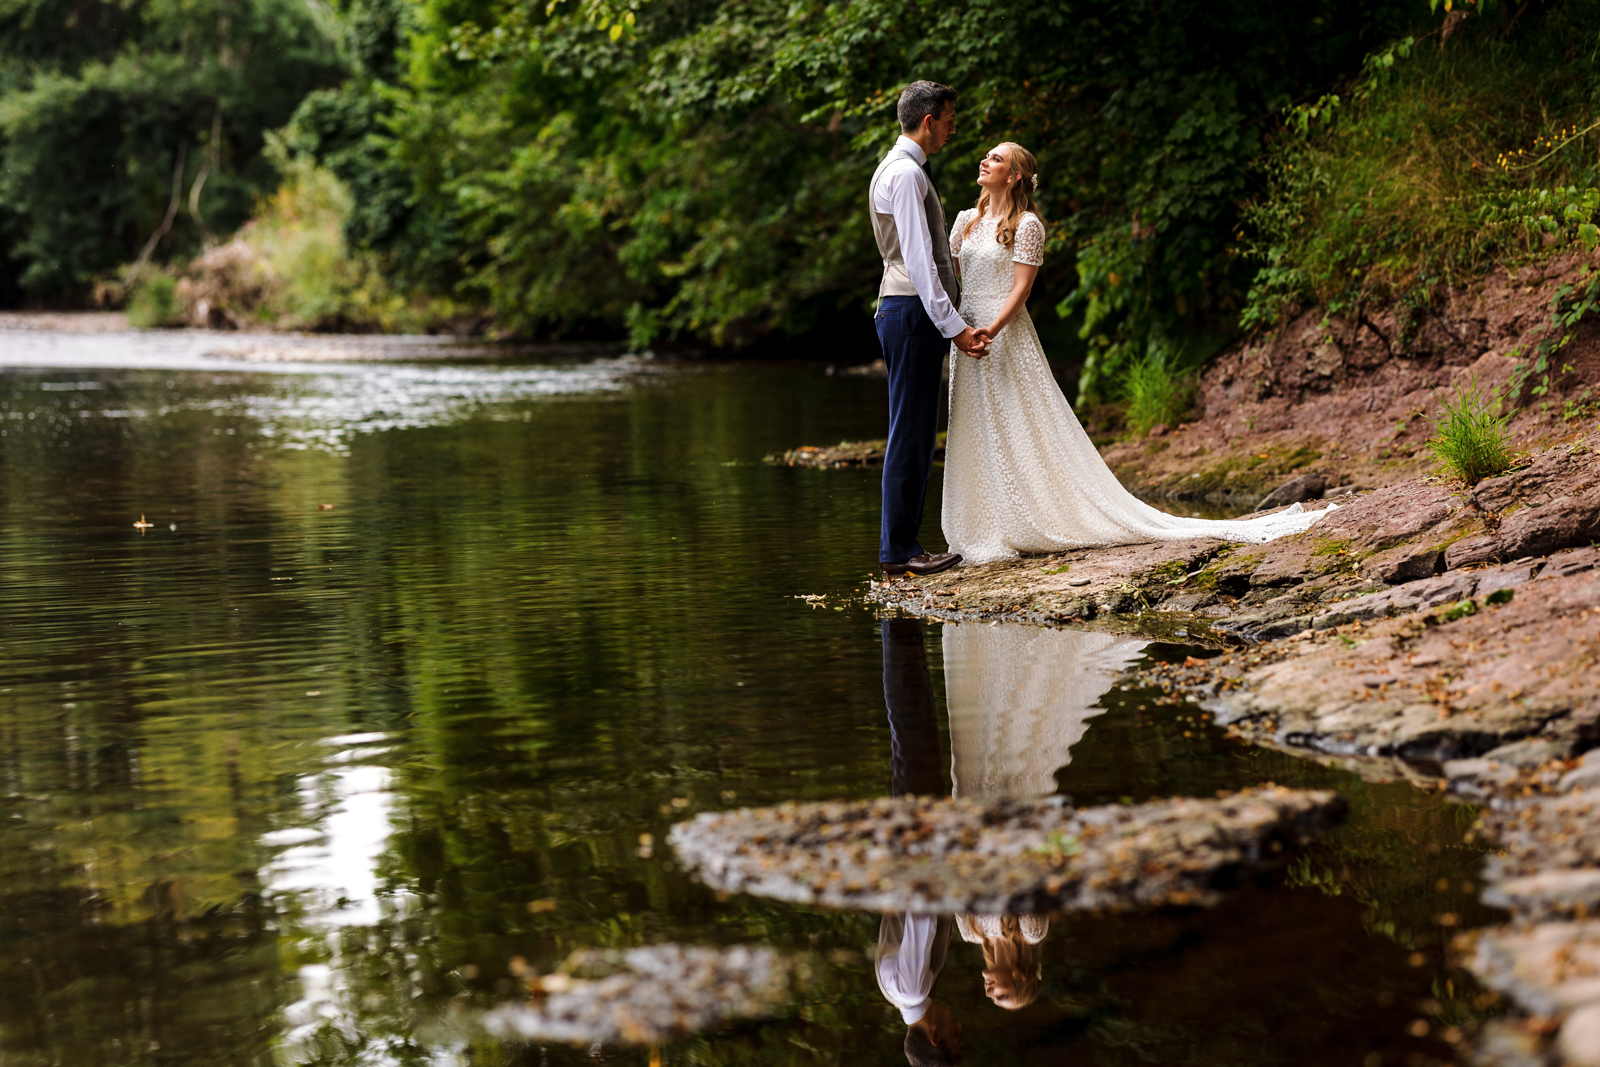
[954,326,989,359]
[957,324,1001,358]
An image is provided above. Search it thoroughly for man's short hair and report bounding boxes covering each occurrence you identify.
[897,81,958,133]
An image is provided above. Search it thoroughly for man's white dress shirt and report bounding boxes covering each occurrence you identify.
[871,136,966,339]
[875,912,939,1024]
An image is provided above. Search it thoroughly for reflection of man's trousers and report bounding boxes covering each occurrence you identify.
[875,296,946,564]
[881,618,945,798]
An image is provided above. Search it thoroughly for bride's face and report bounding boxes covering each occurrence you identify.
[977,146,1018,196]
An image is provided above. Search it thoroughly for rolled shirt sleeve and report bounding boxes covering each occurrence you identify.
[875,912,939,1023]
[877,145,966,339]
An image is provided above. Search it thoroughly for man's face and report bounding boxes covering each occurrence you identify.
[925,102,956,154]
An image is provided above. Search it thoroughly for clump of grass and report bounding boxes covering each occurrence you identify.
[126,271,181,328]
[1426,375,1514,486]
[1122,344,1197,436]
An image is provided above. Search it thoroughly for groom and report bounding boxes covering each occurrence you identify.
[870,80,984,578]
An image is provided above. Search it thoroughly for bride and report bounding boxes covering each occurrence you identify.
[943,142,1329,565]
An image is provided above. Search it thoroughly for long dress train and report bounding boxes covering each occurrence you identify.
[942,209,1329,565]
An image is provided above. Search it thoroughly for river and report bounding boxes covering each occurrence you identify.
[0,327,1500,1065]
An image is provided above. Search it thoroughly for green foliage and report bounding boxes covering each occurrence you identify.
[1122,342,1198,436]
[1242,0,1600,329]
[281,0,1417,357]
[182,135,458,331]
[0,0,345,299]
[126,270,179,327]
[1426,375,1514,486]
[1508,266,1600,405]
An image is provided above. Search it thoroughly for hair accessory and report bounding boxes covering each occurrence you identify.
[1030,173,1040,191]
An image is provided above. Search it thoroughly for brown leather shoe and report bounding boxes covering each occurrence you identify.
[881,552,962,577]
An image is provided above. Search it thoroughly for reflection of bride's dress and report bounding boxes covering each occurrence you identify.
[943,623,1147,799]
[942,209,1331,565]
[943,622,1146,994]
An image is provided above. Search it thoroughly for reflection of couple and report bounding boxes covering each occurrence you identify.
[875,618,1146,1061]
[872,80,1328,578]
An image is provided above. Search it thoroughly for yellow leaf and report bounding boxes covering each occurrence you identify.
[609,21,623,39]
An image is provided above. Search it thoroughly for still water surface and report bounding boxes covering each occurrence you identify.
[0,331,1496,1065]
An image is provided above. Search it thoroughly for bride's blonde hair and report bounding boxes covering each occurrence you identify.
[977,915,1043,1010]
[961,142,1041,249]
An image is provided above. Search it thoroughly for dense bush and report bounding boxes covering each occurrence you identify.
[170,135,462,331]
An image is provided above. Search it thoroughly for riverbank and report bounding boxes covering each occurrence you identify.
[841,258,1600,1062]
[866,429,1600,1064]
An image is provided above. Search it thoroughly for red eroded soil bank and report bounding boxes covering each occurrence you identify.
[1108,252,1600,507]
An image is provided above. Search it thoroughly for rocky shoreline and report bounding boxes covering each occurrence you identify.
[861,428,1600,1064]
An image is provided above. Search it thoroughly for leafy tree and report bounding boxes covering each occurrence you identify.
[292,0,1421,380]
[0,0,344,300]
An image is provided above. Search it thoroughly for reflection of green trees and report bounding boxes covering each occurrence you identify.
[0,364,1511,1065]
[0,364,897,1064]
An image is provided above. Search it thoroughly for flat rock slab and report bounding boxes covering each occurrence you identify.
[1479,783,1600,920]
[1153,552,1600,764]
[765,437,943,468]
[868,436,1600,644]
[869,536,1239,627]
[669,788,1345,915]
[1464,922,1600,1067]
[480,945,796,1046]
[1468,921,1600,1021]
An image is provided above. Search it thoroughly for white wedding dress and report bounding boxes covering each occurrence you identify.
[942,209,1330,565]
[943,623,1146,799]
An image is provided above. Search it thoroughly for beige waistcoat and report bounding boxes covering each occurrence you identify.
[870,147,960,304]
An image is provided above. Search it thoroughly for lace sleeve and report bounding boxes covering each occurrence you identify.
[949,209,975,258]
[1012,213,1046,266]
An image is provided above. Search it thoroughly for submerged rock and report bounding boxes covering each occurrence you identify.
[764,436,944,468]
[480,944,798,1046]
[669,788,1345,915]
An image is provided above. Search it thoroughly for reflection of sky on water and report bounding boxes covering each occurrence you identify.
[262,733,427,1064]
[198,363,640,453]
[0,327,648,453]
[264,734,394,929]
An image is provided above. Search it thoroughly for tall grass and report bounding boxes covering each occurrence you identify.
[126,271,180,328]
[1427,375,1514,485]
[1123,343,1197,436]
[175,133,460,332]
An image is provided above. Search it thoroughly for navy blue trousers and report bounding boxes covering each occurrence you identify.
[875,296,947,563]
[881,618,945,798]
